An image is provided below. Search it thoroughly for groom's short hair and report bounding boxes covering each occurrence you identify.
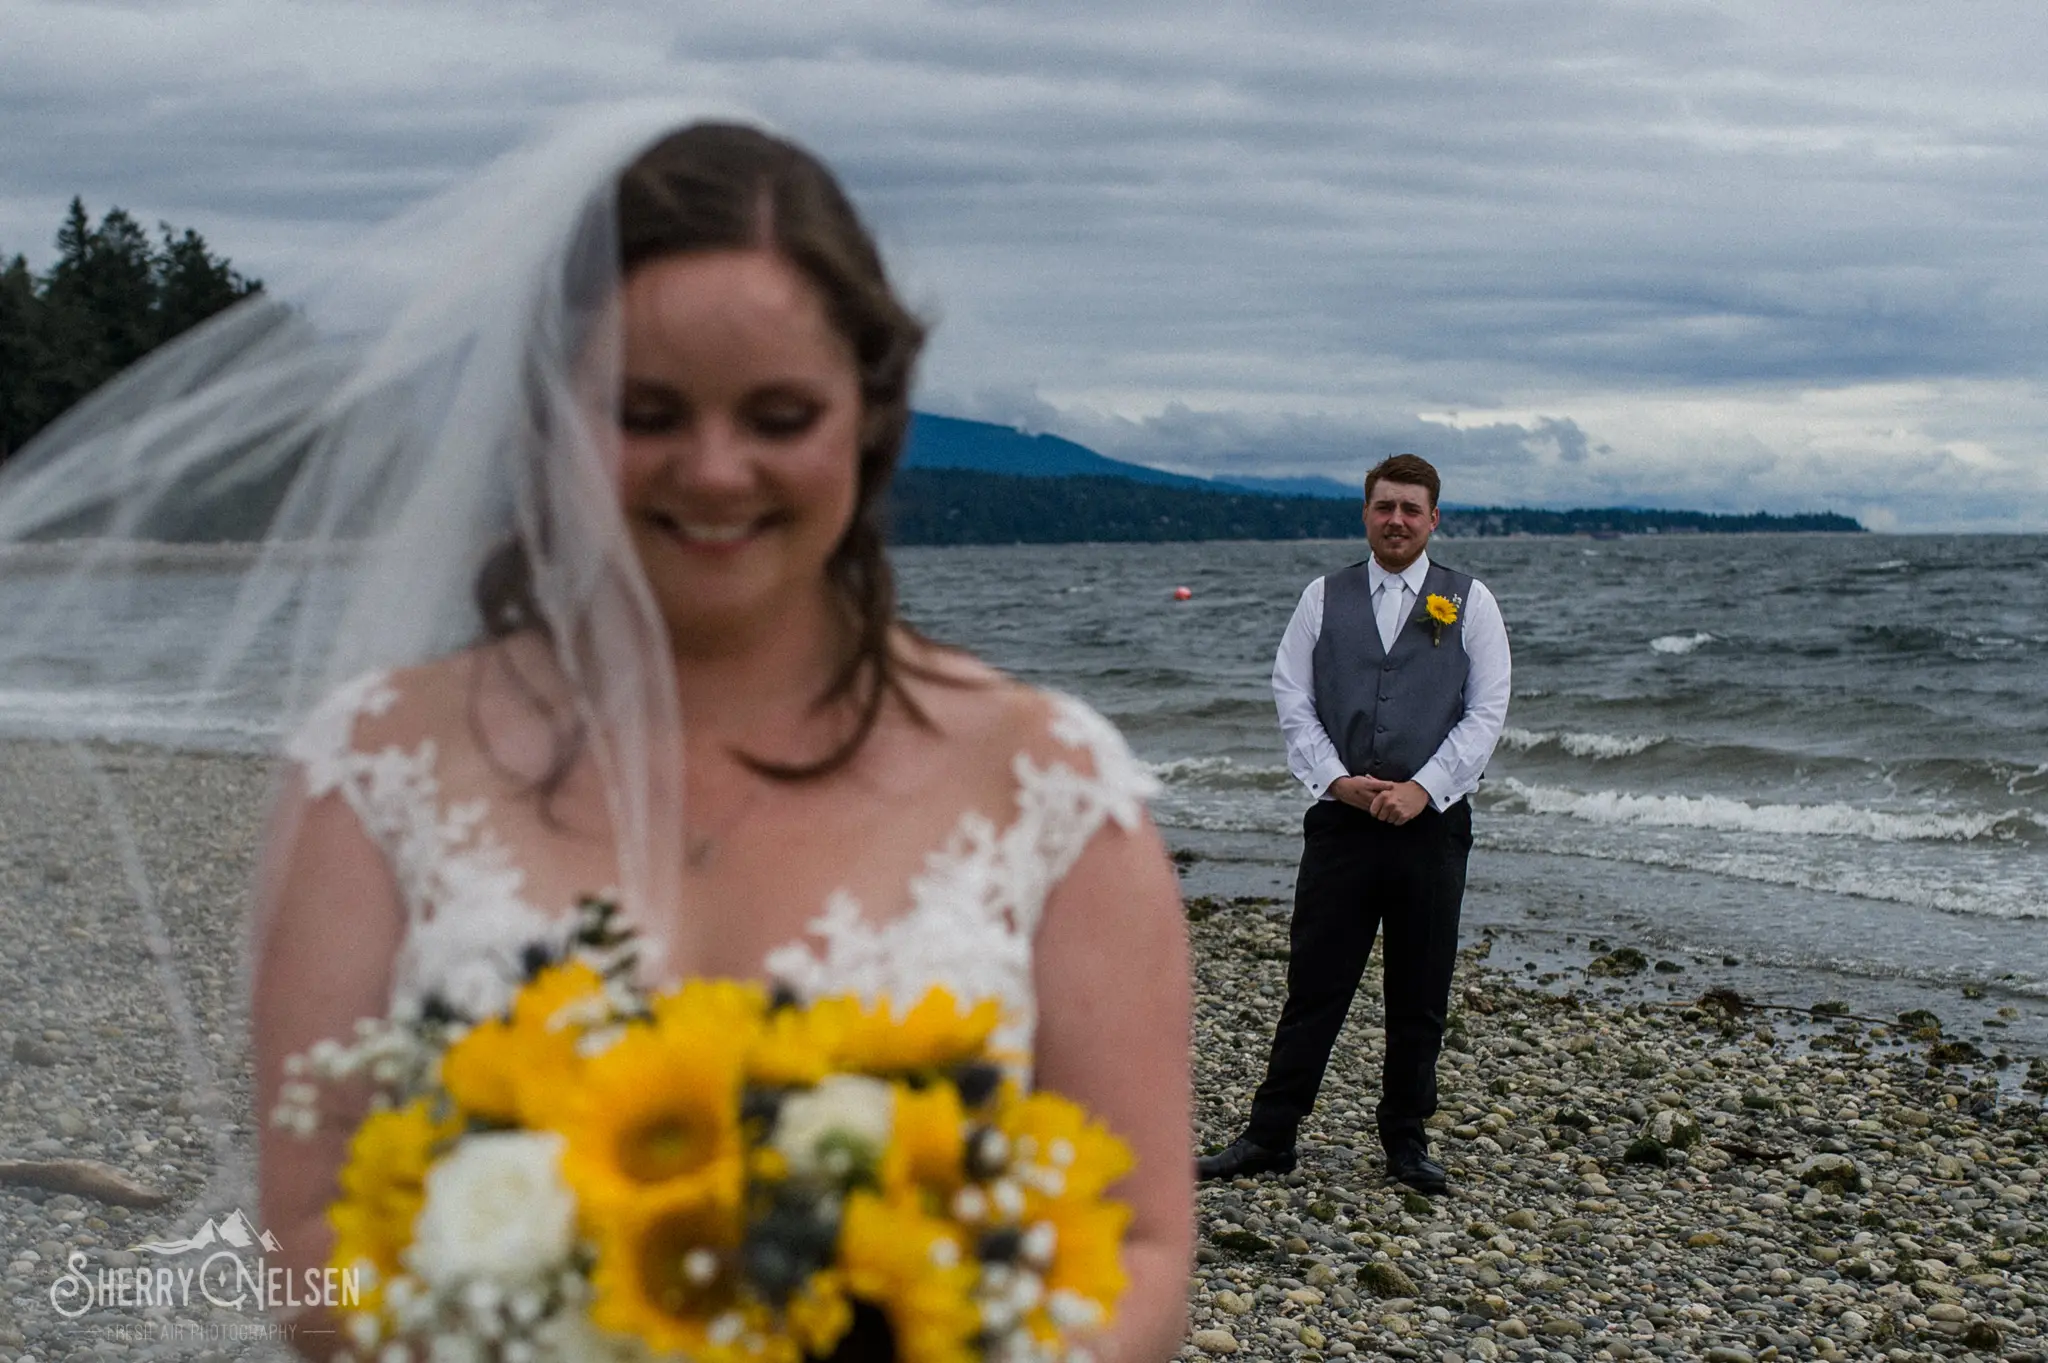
[1364,453,1441,508]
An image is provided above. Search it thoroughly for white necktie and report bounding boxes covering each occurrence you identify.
[1376,577,1408,652]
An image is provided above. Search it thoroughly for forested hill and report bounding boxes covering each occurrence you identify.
[903,412,1212,488]
[897,414,1863,542]
[1,199,259,458]
[888,468,1864,546]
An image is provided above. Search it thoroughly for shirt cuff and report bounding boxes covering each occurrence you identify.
[1307,756,1351,800]
[1411,762,1456,811]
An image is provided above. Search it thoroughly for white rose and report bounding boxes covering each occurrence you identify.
[407,1132,577,1287]
[771,1074,895,1178]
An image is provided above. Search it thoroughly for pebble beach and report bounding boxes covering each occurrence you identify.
[1178,881,2048,1363]
[0,741,272,1363]
[0,742,2044,1362]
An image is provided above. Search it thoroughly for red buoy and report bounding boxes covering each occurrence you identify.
[1173,586,1193,601]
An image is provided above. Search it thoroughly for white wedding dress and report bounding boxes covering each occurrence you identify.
[284,670,1159,1067]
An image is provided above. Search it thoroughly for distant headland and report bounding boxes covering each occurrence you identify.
[895,414,1864,546]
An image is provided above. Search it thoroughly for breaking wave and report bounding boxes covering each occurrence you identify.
[1489,777,2040,844]
[1499,727,1666,760]
[1650,631,1715,655]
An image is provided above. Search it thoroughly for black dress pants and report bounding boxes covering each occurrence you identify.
[1245,796,1472,1152]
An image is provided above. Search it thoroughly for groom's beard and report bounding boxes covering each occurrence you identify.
[1369,533,1429,571]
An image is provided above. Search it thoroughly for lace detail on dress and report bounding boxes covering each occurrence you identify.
[762,692,1160,1067]
[287,678,1158,1055]
[287,671,397,799]
[284,669,570,1022]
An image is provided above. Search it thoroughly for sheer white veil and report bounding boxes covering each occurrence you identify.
[0,100,754,1349]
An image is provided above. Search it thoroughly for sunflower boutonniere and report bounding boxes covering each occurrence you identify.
[1422,592,1460,646]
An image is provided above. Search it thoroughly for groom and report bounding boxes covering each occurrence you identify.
[1199,454,1510,1195]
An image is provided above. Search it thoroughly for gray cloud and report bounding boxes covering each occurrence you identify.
[5,0,2048,527]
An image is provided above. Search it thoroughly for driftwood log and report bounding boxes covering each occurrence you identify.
[0,1158,170,1207]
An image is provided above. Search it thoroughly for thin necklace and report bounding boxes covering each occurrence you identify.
[683,771,767,871]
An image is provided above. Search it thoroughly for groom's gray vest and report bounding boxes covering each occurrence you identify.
[1311,559,1475,785]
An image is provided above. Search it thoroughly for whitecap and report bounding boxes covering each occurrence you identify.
[1146,800,1299,836]
[1150,754,1225,773]
[1559,731,1664,760]
[1490,777,2036,843]
[1146,754,1295,791]
[1650,631,1715,655]
[1499,727,1665,760]
[2009,763,2048,797]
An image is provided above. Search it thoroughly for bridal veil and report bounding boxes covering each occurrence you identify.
[0,101,753,1352]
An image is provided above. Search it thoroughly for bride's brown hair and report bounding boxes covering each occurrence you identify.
[475,122,936,790]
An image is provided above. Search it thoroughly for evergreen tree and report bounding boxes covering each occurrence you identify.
[52,198,91,274]
[0,254,41,457]
[154,224,259,345]
[0,199,261,460]
[46,201,166,377]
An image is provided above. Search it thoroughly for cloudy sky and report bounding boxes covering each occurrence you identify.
[7,0,2048,529]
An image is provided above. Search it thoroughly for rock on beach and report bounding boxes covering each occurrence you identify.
[1181,891,2048,1363]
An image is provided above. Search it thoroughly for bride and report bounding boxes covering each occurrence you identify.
[0,107,1191,1360]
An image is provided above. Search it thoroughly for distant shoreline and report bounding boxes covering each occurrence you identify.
[888,468,1864,547]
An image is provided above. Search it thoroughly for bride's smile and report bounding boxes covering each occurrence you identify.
[616,248,863,647]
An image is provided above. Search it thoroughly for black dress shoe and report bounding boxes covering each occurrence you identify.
[1196,1136,1297,1181]
[1385,1145,1448,1195]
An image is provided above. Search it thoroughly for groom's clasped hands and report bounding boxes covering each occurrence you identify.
[1329,774,1431,825]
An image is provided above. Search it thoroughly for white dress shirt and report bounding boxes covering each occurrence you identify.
[1271,551,1512,810]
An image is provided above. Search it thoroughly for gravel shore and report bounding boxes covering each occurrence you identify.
[2,742,2044,1362]
[1181,889,2047,1363]
[0,741,273,1363]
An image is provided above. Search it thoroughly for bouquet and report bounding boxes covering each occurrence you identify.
[275,900,1133,1363]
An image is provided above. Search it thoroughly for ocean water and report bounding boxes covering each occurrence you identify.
[4,533,2045,1052]
[890,534,2048,1057]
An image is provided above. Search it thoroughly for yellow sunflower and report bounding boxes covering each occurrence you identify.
[439,1022,525,1125]
[837,989,1002,1076]
[785,1269,854,1358]
[1026,1199,1131,1338]
[327,1098,459,1310]
[552,1022,747,1216]
[650,977,769,1038]
[995,1090,1134,1204]
[517,958,612,1025]
[881,1082,966,1204]
[586,1183,768,1361]
[746,997,853,1088]
[838,1191,979,1363]
[1425,592,1459,626]
[440,960,606,1125]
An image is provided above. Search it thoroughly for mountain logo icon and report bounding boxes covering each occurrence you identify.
[129,1209,282,1256]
